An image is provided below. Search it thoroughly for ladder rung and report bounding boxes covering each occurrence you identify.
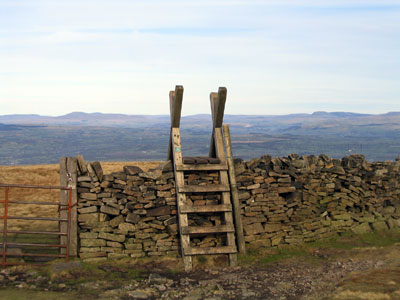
[178,184,230,193]
[183,156,221,164]
[175,163,228,171]
[180,204,232,213]
[181,225,234,235]
[184,246,237,255]
[193,157,208,164]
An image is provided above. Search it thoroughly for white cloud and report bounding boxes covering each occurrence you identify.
[0,0,399,115]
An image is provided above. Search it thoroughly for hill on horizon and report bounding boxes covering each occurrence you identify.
[2,110,400,125]
[1,111,400,165]
[2,111,400,127]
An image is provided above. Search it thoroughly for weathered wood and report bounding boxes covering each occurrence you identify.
[59,157,78,256]
[184,246,237,256]
[175,163,228,172]
[167,86,238,270]
[209,87,227,157]
[168,94,174,161]
[214,87,227,128]
[182,157,196,164]
[214,128,238,266]
[171,86,184,128]
[181,225,234,235]
[223,124,246,255]
[183,157,221,165]
[171,127,192,271]
[209,92,218,158]
[178,184,230,193]
[207,157,221,164]
[168,86,184,160]
[67,158,78,257]
[194,157,208,164]
[180,204,232,214]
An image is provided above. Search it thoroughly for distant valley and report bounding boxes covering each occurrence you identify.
[1,111,400,165]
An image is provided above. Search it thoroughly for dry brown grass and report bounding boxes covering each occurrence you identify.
[0,161,162,231]
[101,161,162,174]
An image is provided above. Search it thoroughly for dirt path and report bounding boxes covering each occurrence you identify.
[1,233,399,300]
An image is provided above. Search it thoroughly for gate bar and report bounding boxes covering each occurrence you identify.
[0,230,67,236]
[0,200,69,206]
[5,242,66,248]
[0,253,66,258]
[0,216,68,222]
[0,184,69,190]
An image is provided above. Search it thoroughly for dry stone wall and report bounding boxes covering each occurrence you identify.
[75,154,400,262]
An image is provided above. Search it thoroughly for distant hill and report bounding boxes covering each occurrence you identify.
[0,112,171,127]
[1,111,399,129]
[0,111,399,165]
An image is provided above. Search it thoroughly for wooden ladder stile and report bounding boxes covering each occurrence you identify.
[169,86,192,271]
[209,88,238,268]
[168,85,242,272]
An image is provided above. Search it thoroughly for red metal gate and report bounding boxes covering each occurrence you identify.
[0,184,73,267]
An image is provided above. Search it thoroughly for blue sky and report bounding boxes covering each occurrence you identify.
[0,0,399,116]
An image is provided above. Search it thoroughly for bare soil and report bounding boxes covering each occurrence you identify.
[0,233,399,300]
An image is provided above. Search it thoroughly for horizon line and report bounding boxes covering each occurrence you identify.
[1,110,400,118]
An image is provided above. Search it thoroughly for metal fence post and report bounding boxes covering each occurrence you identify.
[60,157,78,256]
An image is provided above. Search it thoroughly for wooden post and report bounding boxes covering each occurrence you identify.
[168,86,184,160]
[171,128,193,271]
[214,128,237,266]
[223,124,246,255]
[209,87,227,158]
[60,157,78,256]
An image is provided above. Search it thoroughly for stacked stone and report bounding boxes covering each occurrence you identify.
[75,153,400,261]
[234,154,400,249]
[76,159,180,262]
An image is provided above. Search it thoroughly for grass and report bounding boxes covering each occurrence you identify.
[258,248,311,264]
[195,255,208,265]
[54,260,146,286]
[308,229,400,249]
[238,229,400,267]
[0,290,81,300]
